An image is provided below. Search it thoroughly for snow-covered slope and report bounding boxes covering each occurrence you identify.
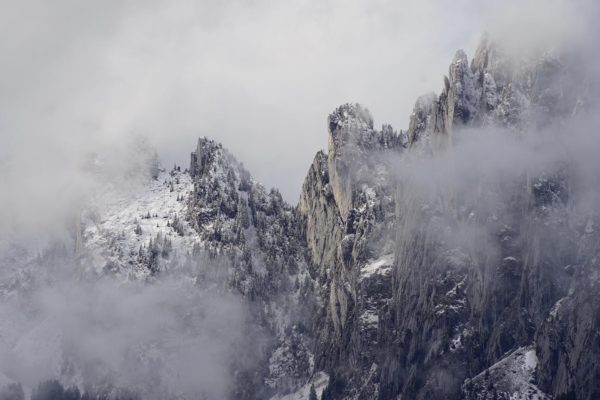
[81,168,198,279]
[463,346,549,400]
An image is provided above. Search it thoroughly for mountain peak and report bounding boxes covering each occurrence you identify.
[327,103,381,158]
[328,103,374,133]
[189,137,251,187]
[452,49,469,66]
[189,137,222,178]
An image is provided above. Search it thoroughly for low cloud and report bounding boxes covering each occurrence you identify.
[0,258,256,400]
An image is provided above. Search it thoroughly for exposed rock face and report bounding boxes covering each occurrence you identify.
[65,137,321,399]
[326,103,403,223]
[4,36,599,400]
[295,38,599,400]
[298,103,404,398]
[179,38,598,399]
[535,224,600,400]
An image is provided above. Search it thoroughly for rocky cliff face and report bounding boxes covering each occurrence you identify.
[294,37,599,400]
[2,36,599,400]
[297,103,403,397]
[78,37,599,400]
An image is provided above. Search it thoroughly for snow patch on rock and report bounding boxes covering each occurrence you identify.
[360,254,394,281]
[463,346,549,400]
[270,372,329,400]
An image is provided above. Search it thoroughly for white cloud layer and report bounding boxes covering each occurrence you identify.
[0,0,491,203]
[0,0,597,236]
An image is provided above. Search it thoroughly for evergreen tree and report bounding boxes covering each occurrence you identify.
[171,214,185,236]
[308,384,318,400]
[556,392,577,400]
[31,380,67,400]
[64,386,81,400]
[321,371,345,400]
[149,151,160,180]
[26,380,140,400]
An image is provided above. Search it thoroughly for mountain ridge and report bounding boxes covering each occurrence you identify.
[1,36,599,400]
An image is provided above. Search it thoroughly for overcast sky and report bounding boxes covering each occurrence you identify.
[0,0,489,202]
[1,0,592,203]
